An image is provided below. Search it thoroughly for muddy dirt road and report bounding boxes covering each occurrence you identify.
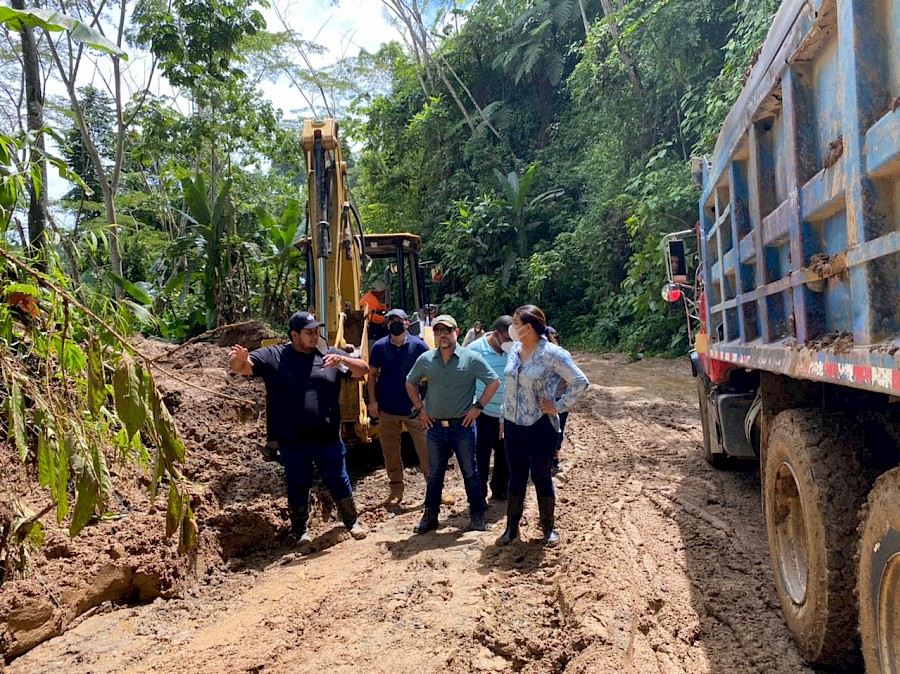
[6,352,833,673]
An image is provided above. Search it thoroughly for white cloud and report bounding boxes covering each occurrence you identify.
[259,0,403,120]
[265,0,400,64]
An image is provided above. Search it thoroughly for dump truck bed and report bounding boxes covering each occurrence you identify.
[698,0,900,396]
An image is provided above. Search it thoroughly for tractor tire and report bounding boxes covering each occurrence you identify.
[859,466,900,674]
[764,408,869,666]
[697,375,727,468]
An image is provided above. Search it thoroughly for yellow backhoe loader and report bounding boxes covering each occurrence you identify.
[294,119,434,444]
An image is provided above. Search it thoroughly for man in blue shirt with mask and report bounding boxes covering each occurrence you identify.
[367,309,430,504]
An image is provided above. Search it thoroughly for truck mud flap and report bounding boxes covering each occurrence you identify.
[715,392,756,458]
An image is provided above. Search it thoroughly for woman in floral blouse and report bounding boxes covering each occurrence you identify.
[496,305,589,546]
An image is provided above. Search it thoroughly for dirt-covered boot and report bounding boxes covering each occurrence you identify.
[336,496,368,540]
[469,509,486,531]
[413,507,439,534]
[289,505,312,544]
[537,496,560,547]
[495,494,524,546]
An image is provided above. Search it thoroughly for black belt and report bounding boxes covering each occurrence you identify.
[432,417,465,427]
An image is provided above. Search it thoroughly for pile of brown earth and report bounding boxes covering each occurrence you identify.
[0,321,394,661]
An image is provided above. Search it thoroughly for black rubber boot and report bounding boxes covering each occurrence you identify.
[289,506,311,544]
[413,507,439,534]
[537,496,560,547]
[495,495,525,546]
[469,510,486,531]
[336,496,368,539]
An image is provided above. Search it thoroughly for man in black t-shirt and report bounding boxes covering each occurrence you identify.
[229,311,371,543]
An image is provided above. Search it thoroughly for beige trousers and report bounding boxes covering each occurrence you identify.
[379,411,430,487]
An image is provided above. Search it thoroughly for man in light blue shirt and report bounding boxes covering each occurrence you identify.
[466,315,513,501]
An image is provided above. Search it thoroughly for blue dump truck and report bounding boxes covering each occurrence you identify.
[663,0,900,670]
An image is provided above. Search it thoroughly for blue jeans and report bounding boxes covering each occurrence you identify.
[424,424,485,514]
[504,416,557,498]
[279,437,353,510]
[475,414,508,498]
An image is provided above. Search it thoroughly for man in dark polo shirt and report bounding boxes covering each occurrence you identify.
[228,311,370,543]
[367,308,430,504]
[405,314,500,533]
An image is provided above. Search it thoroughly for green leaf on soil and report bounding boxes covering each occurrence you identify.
[165,481,182,538]
[56,439,69,523]
[91,443,112,510]
[37,430,56,488]
[179,502,198,553]
[8,378,28,461]
[149,448,164,503]
[112,355,147,440]
[69,472,97,537]
[149,382,185,464]
[86,338,105,418]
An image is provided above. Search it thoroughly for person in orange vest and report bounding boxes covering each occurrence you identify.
[360,280,388,324]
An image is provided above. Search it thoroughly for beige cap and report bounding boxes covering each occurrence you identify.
[432,314,458,329]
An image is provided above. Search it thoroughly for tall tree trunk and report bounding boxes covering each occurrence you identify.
[48,40,125,299]
[12,0,48,260]
[576,0,590,36]
[599,0,643,95]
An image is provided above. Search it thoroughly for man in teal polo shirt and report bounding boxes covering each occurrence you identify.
[405,314,500,533]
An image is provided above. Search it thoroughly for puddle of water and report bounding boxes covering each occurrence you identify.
[573,353,696,401]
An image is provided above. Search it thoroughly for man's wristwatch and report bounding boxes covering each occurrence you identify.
[474,401,485,411]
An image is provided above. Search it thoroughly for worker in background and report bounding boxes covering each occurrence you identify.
[545,326,568,473]
[368,308,430,504]
[228,311,370,544]
[405,314,499,534]
[462,320,484,347]
[465,315,513,502]
[497,305,589,547]
[360,280,389,326]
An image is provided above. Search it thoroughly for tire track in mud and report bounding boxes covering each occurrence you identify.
[549,378,822,674]
[470,386,642,674]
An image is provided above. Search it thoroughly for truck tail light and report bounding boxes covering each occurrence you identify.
[662,284,682,303]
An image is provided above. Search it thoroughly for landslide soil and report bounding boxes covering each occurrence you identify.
[3,344,843,673]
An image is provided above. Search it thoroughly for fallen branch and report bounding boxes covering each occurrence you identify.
[150,320,258,363]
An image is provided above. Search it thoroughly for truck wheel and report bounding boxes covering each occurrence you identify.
[764,408,868,666]
[859,467,900,674]
[696,375,727,468]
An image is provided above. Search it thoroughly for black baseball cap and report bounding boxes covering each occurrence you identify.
[385,308,409,321]
[288,311,322,333]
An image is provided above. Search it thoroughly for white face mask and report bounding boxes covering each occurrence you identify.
[508,325,522,342]
[500,341,513,354]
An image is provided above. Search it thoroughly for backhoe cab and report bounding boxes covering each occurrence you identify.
[293,119,432,444]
